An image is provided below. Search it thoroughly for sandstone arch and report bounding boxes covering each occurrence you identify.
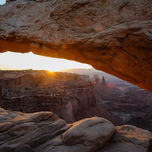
[0,0,152,91]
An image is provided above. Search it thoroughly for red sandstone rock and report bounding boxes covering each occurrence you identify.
[0,0,152,91]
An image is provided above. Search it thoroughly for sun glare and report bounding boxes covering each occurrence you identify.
[47,70,56,75]
[0,52,92,71]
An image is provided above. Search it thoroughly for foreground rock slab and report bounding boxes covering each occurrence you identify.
[36,117,115,152]
[0,108,115,152]
[0,0,152,91]
[98,125,152,152]
[0,108,151,152]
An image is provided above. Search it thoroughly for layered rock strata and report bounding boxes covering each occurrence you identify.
[0,70,120,124]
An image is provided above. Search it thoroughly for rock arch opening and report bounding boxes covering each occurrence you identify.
[0,51,152,131]
[0,0,152,91]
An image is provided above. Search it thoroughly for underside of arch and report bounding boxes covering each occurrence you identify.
[0,0,152,91]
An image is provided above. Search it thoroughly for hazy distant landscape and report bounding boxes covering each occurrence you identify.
[0,69,152,131]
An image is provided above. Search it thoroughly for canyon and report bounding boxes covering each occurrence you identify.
[94,76,152,131]
[64,68,152,131]
[0,69,152,131]
[0,70,120,124]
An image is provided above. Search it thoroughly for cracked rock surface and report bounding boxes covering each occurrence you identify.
[0,108,151,152]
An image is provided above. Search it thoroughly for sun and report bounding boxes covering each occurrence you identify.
[47,70,55,75]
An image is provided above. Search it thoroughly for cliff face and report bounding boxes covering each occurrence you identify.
[0,70,119,124]
[33,84,97,123]
[0,0,152,91]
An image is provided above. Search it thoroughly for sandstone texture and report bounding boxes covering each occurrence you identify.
[98,125,152,152]
[0,0,152,91]
[0,108,151,152]
[0,108,115,152]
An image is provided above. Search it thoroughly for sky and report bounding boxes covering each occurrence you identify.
[0,0,91,71]
[0,0,5,5]
[0,52,91,71]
